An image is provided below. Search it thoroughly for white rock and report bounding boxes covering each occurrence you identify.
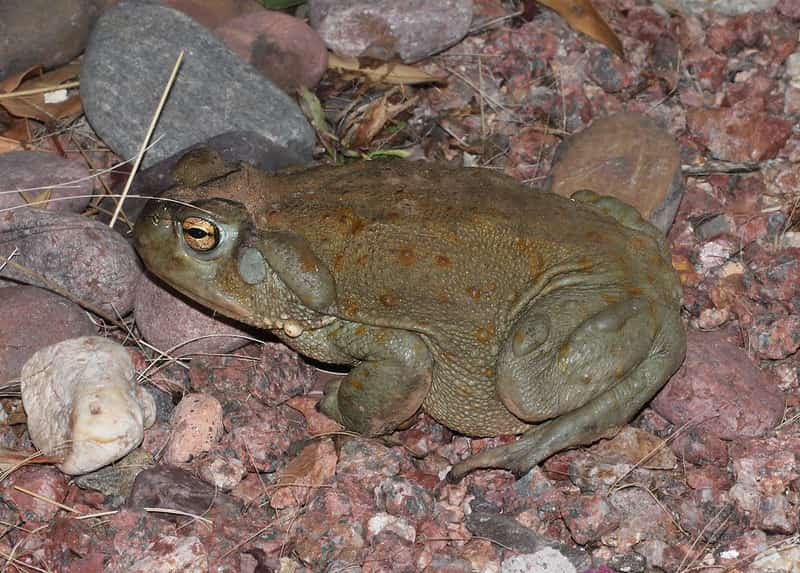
[21,336,156,475]
[502,548,577,573]
[751,546,800,572]
[651,0,779,15]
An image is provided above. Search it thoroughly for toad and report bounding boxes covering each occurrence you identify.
[133,154,685,479]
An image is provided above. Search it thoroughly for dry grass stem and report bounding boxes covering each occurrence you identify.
[12,486,80,514]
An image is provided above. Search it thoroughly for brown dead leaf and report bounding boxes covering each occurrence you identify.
[343,92,418,149]
[328,53,448,85]
[0,63,82,123]
[0,136,23,153]
[0,117,32,145]
[535,0,623,58]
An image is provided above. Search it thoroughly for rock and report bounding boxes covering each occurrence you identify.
[651,0,779,16]
[214,11,328,92]
[73,448,156,503]
[547,112,684,233]
[196,455,247,491]
[309,0,474,63]
[162,0,263,29]
[0,286,96,383]
[134,273,253,357]
[749,314,800,359]
[128,464,220,515]
[163,393,224,464]
[652,330,785,440]
[270,439,338,509]
[20,336,157,475]
[0,151,93,213]
[501,548,577,573]
[687,100,793,163]
[0,0,94,80]
[589,426,676,470]
[375,476,435,521]
[126,535,207,573]
[562,494,620,545]
[1,466,69,523]
[80,1,314,169]
[750,546,800,572]
[0,208,142,315]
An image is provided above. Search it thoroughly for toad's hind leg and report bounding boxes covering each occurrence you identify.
[448,304,685,481]
[318,323,433,436]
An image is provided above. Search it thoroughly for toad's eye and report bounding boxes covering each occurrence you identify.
[181,217,219,251]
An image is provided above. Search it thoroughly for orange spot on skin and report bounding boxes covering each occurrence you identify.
[585,231,602,242]
[627,286,643,297]
[354,325,367,336]
[380,291,399,307]
[332,253,344,273]
[342,300,359,316]
[434,254,451,267]
[576,256,593,268]
[602,293,620,305]
[300,250,318,273]
[484,367,495,378]
[350,217,366,235]
[265,210,284,225]
[474,324,496,343]
[435,291,450,304]
[356,254,370,266]
[446,231,460,243]
[466,287,481,300]
[348,377,363,390]
[397,246,416,267]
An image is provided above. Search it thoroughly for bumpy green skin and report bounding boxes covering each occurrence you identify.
[134,157,686,479]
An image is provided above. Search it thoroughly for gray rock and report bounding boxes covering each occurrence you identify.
[0,208,142,315]
[0,286,96,383]
[80,1,314,169]
[309,0,474,63]
[652,0,779,15]
[0,0,95,80]
[0,151,93,213]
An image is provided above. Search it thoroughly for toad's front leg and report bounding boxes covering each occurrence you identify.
[316,322,433,436]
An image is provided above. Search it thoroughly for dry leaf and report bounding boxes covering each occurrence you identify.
[536,0,623,58]
[0,136,23,153]
[328,53,448,85]
[343,93,418,149]
[297,86,338,157]
[0,63,82,123]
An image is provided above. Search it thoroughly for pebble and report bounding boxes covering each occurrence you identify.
[196,455,247,491]
[687,99,793,162]
[309,0,474,63]
[164,393,224,464]
[162,0,263,29]
[561,494,619,545]
[501,548,577,573]
[270,438,338,509]
[20,336,157,475]
[0,208,142,315]
[214,11,329,92]
[0,0,94,80]
[73,448,155,504]
[651,0,779,16]
[1,466,68,523]
[652,330,785,440]
[80,1,314,169]
[134,272,253,357]
[0,151,93,213]
[0,285,95,383]
[547,112,684,233]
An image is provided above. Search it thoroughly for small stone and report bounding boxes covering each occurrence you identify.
[2,466,68,523]
[0,151,93,213]
[652,330,785,440]
[547,112,684,233]
[651,0,779,16]
[590,426,676,470]
[750,545,800,571]
[214,11,328,92]
[608,552,646,573]
[687,100,793,163]
[126,535,207,573]
[309,0,474,63]
[0,0,94,79]
[164,393,224,464]
[501,548,576,573]
[196,455,247,491]
[367,513,416,543]
[0,286,96,383]
[80,1,313,168]
[134,273,253,358]
[562,494,620,545]
[270,439,337,509]
[375,476,435,520]
[21,336,157,475]
[749,314,800,359]
[162,0,263,29]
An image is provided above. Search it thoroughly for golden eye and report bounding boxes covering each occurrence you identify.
[181,217,219,251]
